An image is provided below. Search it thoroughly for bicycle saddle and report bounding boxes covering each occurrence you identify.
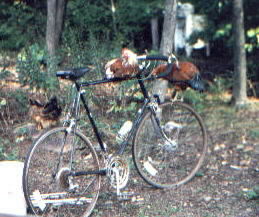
[56,67,90,80]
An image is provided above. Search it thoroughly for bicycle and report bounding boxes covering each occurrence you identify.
[22,54,208,217]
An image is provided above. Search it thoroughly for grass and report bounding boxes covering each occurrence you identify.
[249,128,259,140]
[242,186,259,201]
[0,136,19,160]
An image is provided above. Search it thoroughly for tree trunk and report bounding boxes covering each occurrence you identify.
[46,0,66,57]
[46,0,57,57]
[151,17,159,51]
[110,0,118,36]
[152,0,177,102]
[160,0,177,55]
[55,0,66,46]
[232,0,248,106]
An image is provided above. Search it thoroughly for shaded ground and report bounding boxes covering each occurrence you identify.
[1,65,258,216]
[12,97,258,217]
[88,100,259,217]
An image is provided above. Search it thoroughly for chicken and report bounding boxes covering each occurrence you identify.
[105,48,139,78]
[105,48,205,93]
[151,61,205,92]
[29,96,62,130]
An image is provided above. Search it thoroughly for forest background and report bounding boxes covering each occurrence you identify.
[0,0,258,216]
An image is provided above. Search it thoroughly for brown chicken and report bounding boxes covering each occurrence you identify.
[29,96,62,130]
[105,48,205,92]
[105,48,139,78]
[151,61,205,92]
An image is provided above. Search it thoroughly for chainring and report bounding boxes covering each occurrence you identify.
[106,155,130,190]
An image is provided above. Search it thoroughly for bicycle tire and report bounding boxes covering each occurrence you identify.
[133,101,207,188]
[23,127,101,217]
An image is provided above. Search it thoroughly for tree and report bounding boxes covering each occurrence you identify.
[152,0,178,102]
[46,0,66,57]
[151,17,159,50]
[160,0,177,55]
[232,0,248,106]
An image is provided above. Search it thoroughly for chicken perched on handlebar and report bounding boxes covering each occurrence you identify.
[151,62,205,92]
[105,48,139,78]
[105,48,205,92]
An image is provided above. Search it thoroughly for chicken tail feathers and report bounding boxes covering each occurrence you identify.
[188,73,205,92]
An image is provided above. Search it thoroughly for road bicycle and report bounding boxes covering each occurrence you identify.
[22,54,208,217]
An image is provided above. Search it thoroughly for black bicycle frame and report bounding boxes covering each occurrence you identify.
[73,75,153,155]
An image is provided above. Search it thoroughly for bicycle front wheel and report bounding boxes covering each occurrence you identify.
[23,127,101,217]
[133,101,207,188]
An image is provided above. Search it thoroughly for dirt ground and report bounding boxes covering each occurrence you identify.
[13,97,258,217]
[88,100,259,217]
[1,67,258,216]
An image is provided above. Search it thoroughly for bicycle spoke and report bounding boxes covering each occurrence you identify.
[133,101,207,188]
[23,127,101,217]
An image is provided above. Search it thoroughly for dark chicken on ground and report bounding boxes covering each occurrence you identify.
[29,96,62,130]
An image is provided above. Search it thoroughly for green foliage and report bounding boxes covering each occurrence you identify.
[66,0,113,38]
[62,27,135,80]
[249,128,259,140]
[65,0,163,49]
[0,89,29,130]
[0,1,45,50]
[246,27,259,53]
[0,137,18,161]
[7,89,29,114]
[208,77,233,95]
[0,52,12,79]
[242,186,259,200]
[182,89,206,112]
[0,67,11,80]
[182,0,259,57]
[16,43,59,93]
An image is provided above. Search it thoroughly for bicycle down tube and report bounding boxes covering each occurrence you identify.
[73,76,155,156]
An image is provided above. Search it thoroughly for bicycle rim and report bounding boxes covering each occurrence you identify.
[133,101,207,188]
[23,127,101,217]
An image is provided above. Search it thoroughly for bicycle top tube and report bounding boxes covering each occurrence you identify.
[56,56,174,155]
[56,53,175,86]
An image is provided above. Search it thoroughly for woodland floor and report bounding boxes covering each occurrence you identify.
[11,94,259,217]
[1,65,259,217]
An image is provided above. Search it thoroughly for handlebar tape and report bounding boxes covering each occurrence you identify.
[137,55,169,62]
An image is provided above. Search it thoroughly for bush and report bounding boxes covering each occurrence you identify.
[0,2,45,51]
[62,30,122,79]
[182,89,206,112]
[0,137,18,161]
[208,77,233,95]
[0,89,29,135]
[16,43,59,94]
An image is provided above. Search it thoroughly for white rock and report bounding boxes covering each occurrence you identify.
[0,161,27,216]
[203,196,212,202]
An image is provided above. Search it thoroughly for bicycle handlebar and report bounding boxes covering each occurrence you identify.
[137,55,169,62]
[136,54,178,80]
[137,53,178,64]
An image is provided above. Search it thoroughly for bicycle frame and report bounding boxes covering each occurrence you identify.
[71,74,156,156]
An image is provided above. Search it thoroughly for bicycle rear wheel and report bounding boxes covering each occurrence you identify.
[133,101,207,188]
[23,127,101,217]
